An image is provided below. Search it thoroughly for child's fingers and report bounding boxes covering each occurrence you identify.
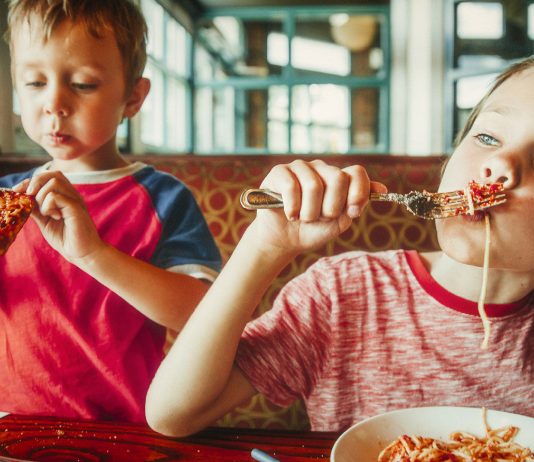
[12,178,30,193]
[25,172,60,196]
[306,160,350,219]
[370,180,388,193]
[260,163,301,221]
[26,172,77,198]
[39,191,69,220]
[28,175,85,221]
[342,165,374,218]
[260,161,384,222]
[286,160,326,221]
[30,204,59,226]
[27,172,83,207]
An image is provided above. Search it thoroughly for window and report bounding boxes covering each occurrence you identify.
[445,0,533,150]
[140,0,191,152]
[194,6,390,155]
[529,3,534,39]
[456,2,503,39]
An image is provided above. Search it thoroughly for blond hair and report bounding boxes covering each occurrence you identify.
[5,0,148,94]
[454,56,534,147]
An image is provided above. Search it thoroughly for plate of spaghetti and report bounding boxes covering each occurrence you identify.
[330,406,534,462]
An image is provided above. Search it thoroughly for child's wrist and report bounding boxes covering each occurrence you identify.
[239,222,299,267]
[72,242,113,272]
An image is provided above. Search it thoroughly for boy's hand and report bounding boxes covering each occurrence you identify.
[250,159,387,255]
[15,172,104,262]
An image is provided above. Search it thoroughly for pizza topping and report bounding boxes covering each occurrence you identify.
[0,188,35,256]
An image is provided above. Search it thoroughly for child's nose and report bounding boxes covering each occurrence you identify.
[479,151,520,190]
[43,87,69,118]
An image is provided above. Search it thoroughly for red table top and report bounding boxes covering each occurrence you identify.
[0,414,338,461]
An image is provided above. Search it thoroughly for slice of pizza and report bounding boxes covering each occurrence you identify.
[0,188,35,256]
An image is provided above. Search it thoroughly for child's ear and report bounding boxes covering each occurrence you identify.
[123,77,151,119]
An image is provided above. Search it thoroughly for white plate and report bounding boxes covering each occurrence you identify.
[331,406,534,462]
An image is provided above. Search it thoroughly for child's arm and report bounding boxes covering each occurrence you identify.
[16,171,212,329]
[145,159,387,436]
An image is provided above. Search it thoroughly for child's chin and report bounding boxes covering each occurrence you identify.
[437,233,485,266]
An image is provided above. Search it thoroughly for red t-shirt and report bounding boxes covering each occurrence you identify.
[236,250,534,431]
[0,163,221,422]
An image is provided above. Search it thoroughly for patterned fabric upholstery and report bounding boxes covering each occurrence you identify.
[0,154,446,430]
[144,154,445,431]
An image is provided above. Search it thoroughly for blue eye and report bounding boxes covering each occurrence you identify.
[475,133,500,147]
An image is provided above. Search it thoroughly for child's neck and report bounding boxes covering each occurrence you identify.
[49,152,130,173]
[422,251,534,304]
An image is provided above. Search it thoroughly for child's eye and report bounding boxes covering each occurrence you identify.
[72,83,98,91]
[25,81,45,88]
[475,133,500,147]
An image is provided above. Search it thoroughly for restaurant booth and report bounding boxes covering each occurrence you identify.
[0,0,527,459]
[0,152,443,425]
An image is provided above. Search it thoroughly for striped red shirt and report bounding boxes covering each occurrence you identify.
[236,250,534,431]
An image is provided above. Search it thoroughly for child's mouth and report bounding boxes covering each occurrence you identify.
[48,133,71,144]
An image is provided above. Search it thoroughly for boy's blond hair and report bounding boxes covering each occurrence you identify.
[5,0,148,94]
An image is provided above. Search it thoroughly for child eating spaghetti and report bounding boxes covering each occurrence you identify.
[146,57,534,435]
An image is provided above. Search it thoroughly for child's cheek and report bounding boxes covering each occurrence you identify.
[437,152,474,193]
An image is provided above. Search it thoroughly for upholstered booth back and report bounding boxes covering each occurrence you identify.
[0,154,446,429]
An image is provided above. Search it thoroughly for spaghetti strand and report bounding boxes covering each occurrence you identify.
[478,214,492,349]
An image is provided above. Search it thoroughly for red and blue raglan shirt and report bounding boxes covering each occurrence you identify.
[0,162,221,422]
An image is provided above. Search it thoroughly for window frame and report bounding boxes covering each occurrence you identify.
[193,5,391,155]
[139,0,193,154]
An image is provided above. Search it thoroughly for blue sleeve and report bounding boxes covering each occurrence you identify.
[0,169,37,188]
[134,167,222,273]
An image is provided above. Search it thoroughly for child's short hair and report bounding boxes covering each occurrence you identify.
[454,56,534,147]
[5,0,148,94]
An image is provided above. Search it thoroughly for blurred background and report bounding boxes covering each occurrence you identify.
[0,0,532,157]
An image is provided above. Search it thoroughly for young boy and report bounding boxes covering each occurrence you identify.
[146,58,534,435]
[1,0,221,422]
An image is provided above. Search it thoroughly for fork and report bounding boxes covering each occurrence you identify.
[239,181,506,220]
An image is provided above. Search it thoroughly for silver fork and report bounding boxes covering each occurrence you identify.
[239,183,506,220]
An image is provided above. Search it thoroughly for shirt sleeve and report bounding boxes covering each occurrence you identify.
[0,170,36,188]
[235,260,333,407]
[134,168,222,278]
